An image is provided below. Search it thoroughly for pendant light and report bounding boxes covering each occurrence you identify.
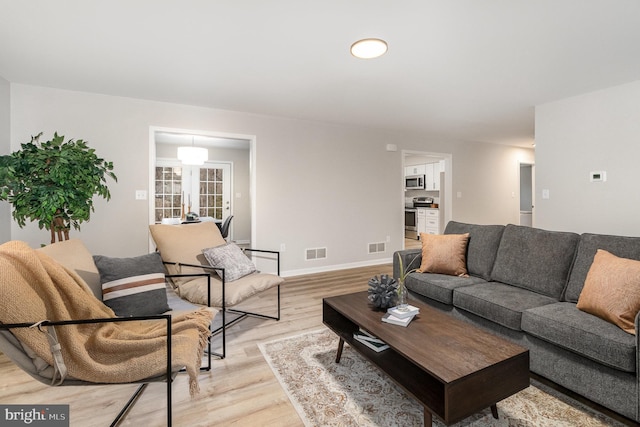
[177,137,208,166]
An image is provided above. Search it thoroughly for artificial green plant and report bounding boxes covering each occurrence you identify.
[0,132,117,243]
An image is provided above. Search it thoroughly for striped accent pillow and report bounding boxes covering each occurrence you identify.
[94,252,170,316]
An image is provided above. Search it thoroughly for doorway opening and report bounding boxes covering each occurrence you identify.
[402,150,453,249]
[148,127,255,251]
[154,160,232,223]
[519,163,534,227]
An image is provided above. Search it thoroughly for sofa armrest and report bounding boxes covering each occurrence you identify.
[393,249,422,279]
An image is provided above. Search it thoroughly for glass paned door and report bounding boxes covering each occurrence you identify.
[199,167,227,219]
[154,166,183,222]
[154,160,231,223]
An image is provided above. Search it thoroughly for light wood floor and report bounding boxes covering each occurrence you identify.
[405,236,422,250]
[0,264,393,427]
[1,263,634,426]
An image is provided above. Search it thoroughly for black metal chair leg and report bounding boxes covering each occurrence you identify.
[110,384,149,427]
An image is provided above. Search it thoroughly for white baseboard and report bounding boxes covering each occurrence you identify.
[280,257,392,278]
[232,239,251,245]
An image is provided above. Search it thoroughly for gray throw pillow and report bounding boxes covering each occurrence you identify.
[202,243,256,282]
[93,252,170,316]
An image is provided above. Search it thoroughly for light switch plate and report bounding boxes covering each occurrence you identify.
[590,171,606,182]
[135,190,147,200]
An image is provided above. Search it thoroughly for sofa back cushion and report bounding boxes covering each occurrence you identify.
[444,221,505,280]
[564,233,640,302]
[490,224,580,299]
[36,239,102,299]
[149,222,226,275]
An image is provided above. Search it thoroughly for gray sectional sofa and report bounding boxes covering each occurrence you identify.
[393,221,640,422]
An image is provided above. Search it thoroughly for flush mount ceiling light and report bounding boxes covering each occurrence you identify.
[177,137,208,165]
[350,38,388,59]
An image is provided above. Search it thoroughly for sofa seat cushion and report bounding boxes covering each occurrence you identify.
[405,272,487,305]
[444,221,505,281]
[522,302,636,373]
[453,282,558,331]
[171,271,284,307]
[490,224,580,299]
[163,281,218,319]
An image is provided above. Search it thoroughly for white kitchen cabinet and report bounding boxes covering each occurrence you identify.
[405,164,426,177]
[417,209,427,235]
[406,161,444,189]
[417,208,440,236]
[424,162,441,191]
[424,164,434,190]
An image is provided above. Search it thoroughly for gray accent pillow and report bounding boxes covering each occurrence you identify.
[93,252,170,316]
[202,243,256,282]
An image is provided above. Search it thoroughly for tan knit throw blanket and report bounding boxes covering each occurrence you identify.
[0,241,214,396]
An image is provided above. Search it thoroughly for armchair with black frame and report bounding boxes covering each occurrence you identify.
[0,240,215,427]
[0,316,175,427]
[149,221,284,359]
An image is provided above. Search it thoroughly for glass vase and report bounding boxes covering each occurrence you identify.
[396,280,409,311]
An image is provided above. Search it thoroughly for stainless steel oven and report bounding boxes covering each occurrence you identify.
[405,208,418,239]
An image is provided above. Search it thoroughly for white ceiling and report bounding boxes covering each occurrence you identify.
[1,1,639,147]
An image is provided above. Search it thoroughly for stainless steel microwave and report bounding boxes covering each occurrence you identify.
[405,174,425,190]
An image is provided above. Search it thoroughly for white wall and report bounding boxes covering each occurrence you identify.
[535,80,640,236]
[0,76,10,244]
[9,83,533,274]
[450,142,535,225]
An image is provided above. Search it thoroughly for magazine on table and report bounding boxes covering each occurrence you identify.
[382,312,415,327]
[353,330,389,352]
[387,305,420,319]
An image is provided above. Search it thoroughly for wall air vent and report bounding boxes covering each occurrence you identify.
[305,247,327,261]
[368,242,386,254]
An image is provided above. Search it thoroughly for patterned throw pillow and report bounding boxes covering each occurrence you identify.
[202,243,256,282]
[94,252,170,316]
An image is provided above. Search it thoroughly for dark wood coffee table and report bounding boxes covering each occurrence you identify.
[322,291,529,426]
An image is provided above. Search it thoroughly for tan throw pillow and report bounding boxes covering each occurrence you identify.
[418,233,469,276]
[577,249,640,335]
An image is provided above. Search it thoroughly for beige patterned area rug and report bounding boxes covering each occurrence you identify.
[258,329,625,427]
